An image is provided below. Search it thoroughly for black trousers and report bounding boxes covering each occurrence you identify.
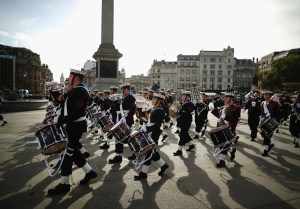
[61,125,86,176]
[178,120,192,146]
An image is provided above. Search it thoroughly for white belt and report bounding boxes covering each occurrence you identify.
[116,110,129,122]
[74,116,86,122]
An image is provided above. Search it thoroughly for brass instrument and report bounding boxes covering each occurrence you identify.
[135,94,153,110]
[169,103,182,118]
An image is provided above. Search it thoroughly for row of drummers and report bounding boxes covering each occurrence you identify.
[37,100,157,167]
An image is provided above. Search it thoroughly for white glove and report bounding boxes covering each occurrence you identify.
[242,109,246,113]
[266,113,271,118]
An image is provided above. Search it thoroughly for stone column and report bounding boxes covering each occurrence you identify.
[92,0,123,91]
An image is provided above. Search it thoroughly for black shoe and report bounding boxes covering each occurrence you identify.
[83,152,90,158]
[261,150,269,156]
[169,123,174,128]
[162,134,168,142]
[175,130,179,134]
[295,143,299,148]
[89,124,95,129]
[134,172,147,180]
[164,126,168,129]
[268,144,274,152]
[1,121,7,126]
[193,135,199,139]
[216,160,226,168]
[108,155,122,164]
[99,142,110,150]
[201,125,207,137]
[173,150,182,156]
[80,170,97,185]
[230,148,236,161]
[251,138,255,141]
[186,144,195,152]
[276,129,279,133]
[158,164,169,176]
[128,153,136,161]
[47,183,70,195]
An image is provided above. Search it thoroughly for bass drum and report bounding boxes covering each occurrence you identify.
[169,103,182,118]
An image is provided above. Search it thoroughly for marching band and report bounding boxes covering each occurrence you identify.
[37,72,299,195]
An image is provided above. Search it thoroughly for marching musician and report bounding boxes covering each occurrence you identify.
[193,92,209,139]
[173,91,195,156]
[260,91,280,156]
[99,86,120,149]
[134,93,169,180]
[102,90,112,115]
[147,89,154,100]
[243,90,262,141]
[108,83,136,164]
[289,91,300,148]
[215,92,240,168]
[47,69,97,195]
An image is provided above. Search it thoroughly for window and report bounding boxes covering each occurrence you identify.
[192,77,196,81]
[192,62,196,66]
[219,58,222,62]
[219,64,222,69]
[186,70,190,74]
[203,70,207,75]
[217,77,222,82]
[227,65,232,69]
[210,70,215,76]
[210,58,216,62]
[218,84,222,90]
[210,84,214,90]
[158,69,160,73]
[210,77,214,82]
[180,77,184,81]
[202,77,207,82]
[228,58,231,62]
[180,69,184,74]
[203,64,207,69]
[202,84,207,89]
[227,78,231,82]
[192,70,196,74]
[210,64,215,69]
[186,77,190,81]
[180,62,184,66]
[228,71,231,75]
[218,70,222,75]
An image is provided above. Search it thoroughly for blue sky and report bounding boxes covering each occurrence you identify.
[1,0,300,81]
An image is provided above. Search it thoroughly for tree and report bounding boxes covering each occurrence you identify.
[258,55,300,90]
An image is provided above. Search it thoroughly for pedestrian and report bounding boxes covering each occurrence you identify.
[0,91,8,126]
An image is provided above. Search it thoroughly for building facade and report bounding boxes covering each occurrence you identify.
[148,60,177,90]
[0,44,52,93]
[125,74,151,93]
[233,58,258,92]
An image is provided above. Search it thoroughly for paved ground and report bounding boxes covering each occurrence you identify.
[0,108,299,209]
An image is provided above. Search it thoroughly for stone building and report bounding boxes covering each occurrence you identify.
[233,58,258,92]
[0,44,52,93]
[148,60,177,90]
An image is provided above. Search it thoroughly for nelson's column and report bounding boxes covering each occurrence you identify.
[92,0,123,91]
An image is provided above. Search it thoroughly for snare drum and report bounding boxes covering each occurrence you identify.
[208,124,235,146]
[109,120,131,142]
[35,123,68,155]
[43,114,56,125]
[128,131,156,157]
[98,116,114,132]
[260,117,279,138]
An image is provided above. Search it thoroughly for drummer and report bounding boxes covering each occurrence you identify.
[108,83,136,164]
[215,92,241,168]
[173,91,195,156]
[47,69,97,195]
[134,93,169,180]
[260,90,280,156]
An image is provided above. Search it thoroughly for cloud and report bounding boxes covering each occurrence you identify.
[19,17,39,27]
[0,30,10,37]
